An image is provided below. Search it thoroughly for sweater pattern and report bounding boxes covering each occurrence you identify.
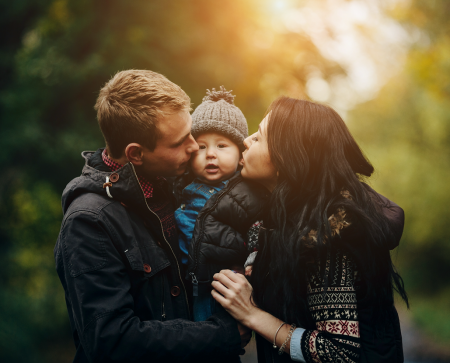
[301,250,361,363]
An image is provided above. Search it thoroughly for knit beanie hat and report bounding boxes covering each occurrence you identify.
[191,86,248,151]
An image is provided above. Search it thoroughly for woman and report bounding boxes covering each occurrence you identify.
[211,97,408,362]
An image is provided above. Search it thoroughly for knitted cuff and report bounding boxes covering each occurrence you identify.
[244,251,258,268]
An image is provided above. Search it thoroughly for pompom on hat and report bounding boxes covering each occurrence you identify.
[191,86,248,150]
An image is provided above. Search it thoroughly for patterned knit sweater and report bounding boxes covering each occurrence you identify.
[300,249,361,363]
[255,204,365,363]
[254,245,363,363]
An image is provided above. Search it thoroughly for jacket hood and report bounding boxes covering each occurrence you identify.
[365,184,405,250]
[61,149,149,214]
[334,185,405,251]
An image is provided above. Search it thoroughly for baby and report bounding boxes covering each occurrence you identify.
[174,87,268,321]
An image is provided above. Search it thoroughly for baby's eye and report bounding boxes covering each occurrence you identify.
[199,145,206,150]
[218,144,227,148]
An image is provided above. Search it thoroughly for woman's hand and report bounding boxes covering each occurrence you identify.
[211,269,261,328]
[212,270,295,355]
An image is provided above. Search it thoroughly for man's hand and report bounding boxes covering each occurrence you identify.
[238,322,252,349]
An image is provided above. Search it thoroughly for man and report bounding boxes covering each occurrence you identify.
[54,70,249,362]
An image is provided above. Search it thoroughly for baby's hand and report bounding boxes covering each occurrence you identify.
[243,251,257,277]
[244,265,253,277]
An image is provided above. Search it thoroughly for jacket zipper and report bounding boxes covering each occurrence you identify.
[188,177,243,289]
[130,164,190,317]
[189,272,199,296]
[161,279,166,321]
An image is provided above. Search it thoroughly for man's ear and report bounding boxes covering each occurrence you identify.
[124,143,145,166]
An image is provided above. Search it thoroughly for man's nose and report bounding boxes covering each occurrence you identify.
[187,135,199,153]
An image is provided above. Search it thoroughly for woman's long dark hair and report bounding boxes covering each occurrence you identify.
[251,96,408,327]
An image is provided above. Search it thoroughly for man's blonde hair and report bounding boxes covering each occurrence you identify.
[95,70,191,158]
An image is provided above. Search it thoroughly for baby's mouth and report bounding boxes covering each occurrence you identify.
[205,164,219,174]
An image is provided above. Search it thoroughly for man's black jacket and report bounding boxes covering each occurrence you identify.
[54,149,242,363]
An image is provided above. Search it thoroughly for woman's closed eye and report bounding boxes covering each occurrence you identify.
[252,136,258,142]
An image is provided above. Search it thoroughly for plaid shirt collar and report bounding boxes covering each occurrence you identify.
[102,149,165,199]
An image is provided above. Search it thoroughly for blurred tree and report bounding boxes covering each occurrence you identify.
[348,0,450,344]
[0,0,344,361]
[1,0,343,187]
[2,0,449,359]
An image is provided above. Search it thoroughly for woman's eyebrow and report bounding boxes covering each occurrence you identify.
[258,124,263,136]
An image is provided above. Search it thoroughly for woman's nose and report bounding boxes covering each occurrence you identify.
[243,135,253,150]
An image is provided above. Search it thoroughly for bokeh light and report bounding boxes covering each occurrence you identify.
[1,0,450,362]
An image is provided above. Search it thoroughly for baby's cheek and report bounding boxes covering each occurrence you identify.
[190,153,204,173]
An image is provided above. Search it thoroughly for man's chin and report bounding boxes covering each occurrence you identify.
[161,168,186,178]
[145,166,187,178]
[167,162,189,176]
[177,162,189,175]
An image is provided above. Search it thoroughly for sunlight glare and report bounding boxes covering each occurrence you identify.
[272,0,287,11]
[306,77,331,103]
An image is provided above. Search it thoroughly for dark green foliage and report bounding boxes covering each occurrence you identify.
[348,0,450,344]
[0,0,338,361]
[1,0,449,360]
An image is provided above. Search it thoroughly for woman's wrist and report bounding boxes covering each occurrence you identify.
[242,309,294,355]
[242,307,266,330]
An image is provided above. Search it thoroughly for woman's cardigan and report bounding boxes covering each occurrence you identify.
[255,192,404,363]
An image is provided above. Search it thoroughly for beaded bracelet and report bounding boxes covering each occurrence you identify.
[278,323,296,355]
[273,322,286,349]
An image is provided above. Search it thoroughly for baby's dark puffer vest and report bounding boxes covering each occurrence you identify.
[174,172,270,286]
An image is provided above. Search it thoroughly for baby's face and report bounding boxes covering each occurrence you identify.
[191,132,242,184]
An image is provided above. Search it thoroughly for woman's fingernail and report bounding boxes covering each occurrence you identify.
[231,270,237,273]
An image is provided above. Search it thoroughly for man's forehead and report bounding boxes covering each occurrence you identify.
[157,110,190,131]
[155,110,191,147]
